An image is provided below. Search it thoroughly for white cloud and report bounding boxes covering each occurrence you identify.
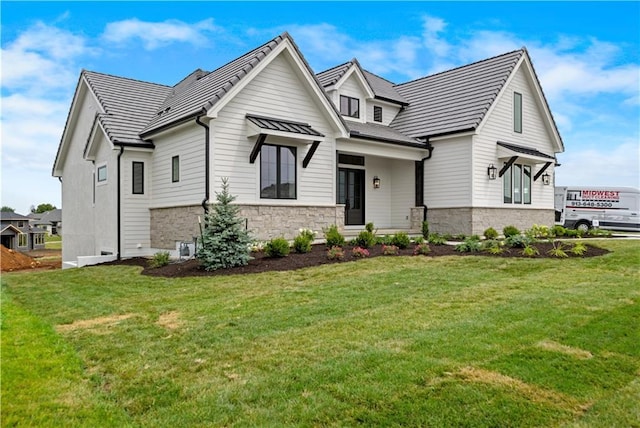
[102,18,219,50]
[421,15,451,57]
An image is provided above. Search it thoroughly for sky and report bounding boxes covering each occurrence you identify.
[1,1,639,214]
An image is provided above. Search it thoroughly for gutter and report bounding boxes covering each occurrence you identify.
[116,145,124,260]
[419,138,435,223]
[195,110,210,215]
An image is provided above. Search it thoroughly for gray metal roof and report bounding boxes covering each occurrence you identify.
[347,121,424,148]
[34,209,62,225]
[246,114,324,137]
[316,61,408,105]
[140,33,290,136]
[391,49,525,138]
[497,141,555,160]
[0,212,31,221]
[82,71,172,145]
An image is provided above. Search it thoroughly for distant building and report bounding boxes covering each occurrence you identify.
[1,212,46,251]
[33,209,62,236]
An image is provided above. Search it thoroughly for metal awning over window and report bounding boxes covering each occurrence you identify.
[497,141,555,163]
[246,114,324,139]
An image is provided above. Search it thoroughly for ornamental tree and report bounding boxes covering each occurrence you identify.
[197,178,252,271]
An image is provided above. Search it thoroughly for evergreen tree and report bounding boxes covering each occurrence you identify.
[197,178,252,271]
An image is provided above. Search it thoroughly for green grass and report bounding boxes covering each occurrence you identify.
[44,235,62,250]
[2,240,639,426]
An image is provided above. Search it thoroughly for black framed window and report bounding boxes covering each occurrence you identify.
[132,161,144,195]
[374,106,383,122]
[340,95,360,118]
[503,162,531,205]
[514,92,522,133]
[260,144,296,199]
[338,153,365,166]
[97,165,107,182]
[172,156,180,182]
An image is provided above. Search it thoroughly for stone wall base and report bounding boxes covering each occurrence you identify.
[427,207,555,236]
[150,204,345,249]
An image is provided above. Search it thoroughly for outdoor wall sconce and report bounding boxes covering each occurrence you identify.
[542,172,551,185]
[373,176,381,189]
[487,164,497,180]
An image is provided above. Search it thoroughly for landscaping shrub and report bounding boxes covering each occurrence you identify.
[454,233,467,241]
[382,245,399,255]
[482,239,504,255]
[505,234,534,248]
[503,225,520,237]
[327,246,344,260]
[353,230,376,249]
[352,247,370,258]
[526,224,551,239]
[293,228,316,254]
[521,245,540,257]
[588,228,612,237]
[413,243,431,255]
[571,241,588,256]
[264,237,290,258]
[324,225,345,248]
[483,227,499,239]
[455,236,482,253]
[422,221,429,239]
[197,178,252,271]
[551,225,566,237]
[376,235,394,245]
[148,251,170,268]
[428,233,447,245]
[365,222,375,233]
[392,232,411,249]
[413,236,425,245]
[547,241,568,258]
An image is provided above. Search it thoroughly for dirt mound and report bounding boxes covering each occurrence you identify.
[1,245,40,272]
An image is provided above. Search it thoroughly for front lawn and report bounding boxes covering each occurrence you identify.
[2,240,639,426]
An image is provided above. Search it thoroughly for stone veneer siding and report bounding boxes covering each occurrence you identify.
[427,207,555,236]
[150,204,345,249]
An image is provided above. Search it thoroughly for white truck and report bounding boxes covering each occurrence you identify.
[555,186,640,232]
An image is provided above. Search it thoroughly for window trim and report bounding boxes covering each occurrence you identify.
[132,161,144,195]
[34,233,45,246]
[514,92,523,133]
[340,95,360,118]
[373,106,382,122]
[503,162,532,205]
[260,144,297,200]
[18,233,27,247]
[172,155,180,183]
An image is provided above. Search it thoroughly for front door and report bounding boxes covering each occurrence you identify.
[338,168,365,225]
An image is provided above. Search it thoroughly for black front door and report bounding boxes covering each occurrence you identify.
[338,168,365,225]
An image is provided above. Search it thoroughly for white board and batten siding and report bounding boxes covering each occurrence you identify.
[424,135,473,208]
[150,125,206,208]
[473,65,557,209]
[91,132,119,256]
[212,52,337,206]
[121,151,152,256]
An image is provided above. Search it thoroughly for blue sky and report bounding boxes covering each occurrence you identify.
[2,1,639,214]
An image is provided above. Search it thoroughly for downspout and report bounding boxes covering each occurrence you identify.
[195,110,210,216]
[420,139,435,222]
[117,145,124,260]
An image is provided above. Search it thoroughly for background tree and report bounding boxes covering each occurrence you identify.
[1,206,15,212]
[31,203,57,214]
[197,178,252,271]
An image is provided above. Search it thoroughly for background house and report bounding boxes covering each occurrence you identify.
[33,209,62,236]
[1,212,46,251]
[53,32,562,266]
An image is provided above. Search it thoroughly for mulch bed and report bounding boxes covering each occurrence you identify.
[108,241,609,278]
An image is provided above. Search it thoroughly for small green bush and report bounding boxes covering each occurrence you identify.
[503,225,521,237]
[483,227,499,240]
[149,251,170,268]
[324,225,345,248]
[382,244,399,255]
[327,246,344,260]
[551,225,566,237]
[526,224,552,239]
[428,233,447,246]
[455,237,482,253]
[421,221,429,239]
[454,233,467,241]
[413,236,425,245]
[392,232,411,249]
[353,230,376,249]
[365,222,375,233]
[571,241,588,256]
[505,234,533,248]
[264,237,290,258]
[293,235,312,254]
[482,239,504,254]
[588,228,612,237]
[547,241,568,258]
[377,235,394,245]
[413,243,431,255]
[565,229,579,238]
[521,245,540,257]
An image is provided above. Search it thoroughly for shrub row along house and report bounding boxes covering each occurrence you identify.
[53,32,563,266]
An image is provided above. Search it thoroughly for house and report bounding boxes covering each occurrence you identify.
[53,32,563,266]
[1,212,46,251]
[33,209,63,236]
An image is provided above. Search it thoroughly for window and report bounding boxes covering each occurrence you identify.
[503,162,531,204]
[18,233,27,247]
[514,92,522,133]
[97,165,107,182]
[16,221,24,228]
[340,95,360,118]
[132,161,144,194]
[373,106,383,122]
[34,233,45,246]
[338,153,365,166]
[172,156,180,182]
[260,144,296,199]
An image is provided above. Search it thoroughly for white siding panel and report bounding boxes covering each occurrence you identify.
[364,156,391,227]
[339,74,367,123]
[121,151,152,256]
[474,66,557,208]
[213,52,336,205]
[424,136,472,208]
[151,125,205,208]
[367,102,402,126]
[390,159,414,228]
[93,133,118,255]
